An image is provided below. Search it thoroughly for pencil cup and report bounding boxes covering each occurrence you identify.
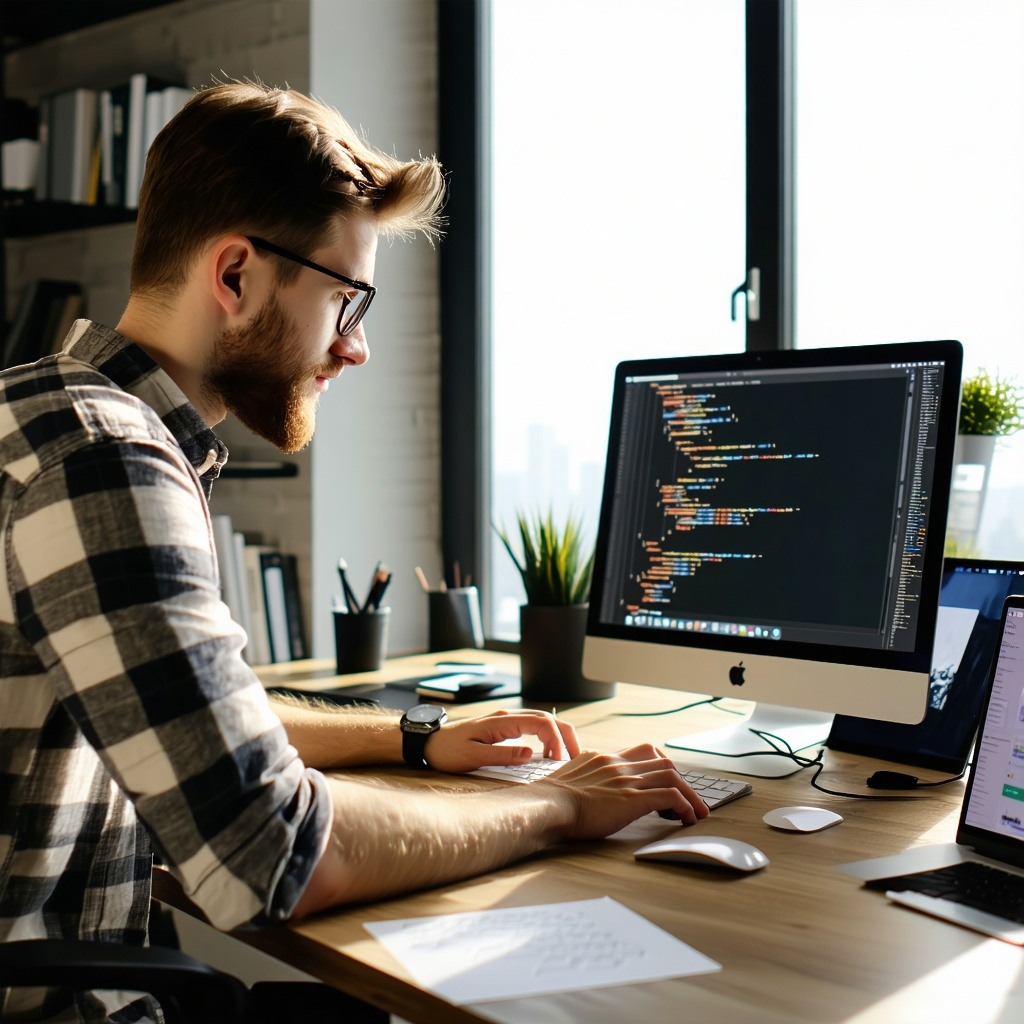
[333,607,390,674]
[428,587,484,652]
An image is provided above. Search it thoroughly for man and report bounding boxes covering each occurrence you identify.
[0,82,706,1020]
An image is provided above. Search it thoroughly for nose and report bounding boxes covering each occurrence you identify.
[331,323,369,366]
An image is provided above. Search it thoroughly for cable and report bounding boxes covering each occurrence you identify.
[614,706,969,798]
[613,696,746,718]
[865,767,968,789]
[673,727,946,799]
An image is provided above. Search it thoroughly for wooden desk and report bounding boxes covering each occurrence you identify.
[154,651,1024,1024]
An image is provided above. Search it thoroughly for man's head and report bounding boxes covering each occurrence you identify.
[128,81,445,451]
[133,80,444,293]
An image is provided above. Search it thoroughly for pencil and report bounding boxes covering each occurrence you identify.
[415,565,431,592]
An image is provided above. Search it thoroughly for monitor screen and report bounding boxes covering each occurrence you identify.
[583,340,963,776]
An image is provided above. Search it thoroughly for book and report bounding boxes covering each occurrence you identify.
[260,552,292,663]
[259,550,308,662]
[211,514,250,642]
[279,552,308,660]
[47,87,98,204]
[160,86,192,130]
[231,530,253,663]
[3,280,83,368]
[125,73,181,208]
[44,291,85,355]
[242,544,275,667]
[104,82,130,207]
[34,96,51,200]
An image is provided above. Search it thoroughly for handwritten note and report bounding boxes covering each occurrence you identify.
[364,896,720,1004]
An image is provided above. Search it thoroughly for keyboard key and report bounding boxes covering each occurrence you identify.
[470,758,753,809]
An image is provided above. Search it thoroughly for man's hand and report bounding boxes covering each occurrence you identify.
[424,708,580,773]
[536,743,711,838]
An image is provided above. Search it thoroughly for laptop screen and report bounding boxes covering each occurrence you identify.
[827,559,1024,771]
[958,594,1024,866]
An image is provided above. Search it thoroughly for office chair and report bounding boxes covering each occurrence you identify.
[1,938,390,1024]
[0,938,249,1023]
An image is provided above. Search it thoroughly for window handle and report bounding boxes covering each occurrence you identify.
[730,266,761,322]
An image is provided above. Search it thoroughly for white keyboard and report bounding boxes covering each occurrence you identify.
[471,759,753,810]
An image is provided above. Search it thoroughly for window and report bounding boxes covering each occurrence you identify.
[794,0,1024,558]
[438,0,1024,641]
[487,0,746,635]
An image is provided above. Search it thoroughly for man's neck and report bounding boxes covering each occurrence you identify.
[116,298,225,427]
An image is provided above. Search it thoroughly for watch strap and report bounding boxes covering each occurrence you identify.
[402,727,432,770]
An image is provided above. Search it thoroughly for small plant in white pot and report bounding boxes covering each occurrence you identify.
[948,370,1023,549]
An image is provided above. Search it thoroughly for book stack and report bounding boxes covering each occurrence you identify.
[33,75,192,209]
[211,514,308,666]
[3,279,84,369]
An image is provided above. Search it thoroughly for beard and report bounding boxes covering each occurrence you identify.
[204,293,333,453]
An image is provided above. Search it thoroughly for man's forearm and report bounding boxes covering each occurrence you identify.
[270,695,403,768]
[292,777,574,916]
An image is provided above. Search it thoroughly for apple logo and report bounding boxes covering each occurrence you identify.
[729,661,746,687]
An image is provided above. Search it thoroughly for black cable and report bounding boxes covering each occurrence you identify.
[613,696,746,718]
[672,727,940,800]
[616,707,969,798]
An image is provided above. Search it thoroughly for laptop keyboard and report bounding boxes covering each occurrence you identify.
[867,861,1024,925]
[470,759,753,810]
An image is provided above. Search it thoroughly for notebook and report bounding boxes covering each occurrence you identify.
[859,593,1024,944]
[827,558,1024,772]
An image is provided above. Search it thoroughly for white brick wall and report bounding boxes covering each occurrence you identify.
[4,0,442,658]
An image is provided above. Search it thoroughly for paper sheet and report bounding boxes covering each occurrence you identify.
[364,896,720,1005]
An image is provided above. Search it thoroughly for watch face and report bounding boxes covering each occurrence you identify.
[406,704,445,725]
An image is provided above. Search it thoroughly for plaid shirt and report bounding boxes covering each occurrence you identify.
[1,322,330,1020]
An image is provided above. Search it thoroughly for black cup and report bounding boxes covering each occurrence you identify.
[428,586,484,652]
[333,607,390,673]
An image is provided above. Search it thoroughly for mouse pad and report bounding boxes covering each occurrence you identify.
[267,672,521,711]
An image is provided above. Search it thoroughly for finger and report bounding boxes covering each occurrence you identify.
[472,711,573,760]
[606,762,710,821]
[645,787,701,825]
[616,742,665,762]
[477,744,534,766]
[552,718,581,759]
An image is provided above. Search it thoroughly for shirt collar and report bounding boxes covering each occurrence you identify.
[63,320,229,494]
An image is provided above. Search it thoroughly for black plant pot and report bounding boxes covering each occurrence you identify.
[518,604,616,704]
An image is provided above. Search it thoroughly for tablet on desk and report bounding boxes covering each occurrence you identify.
[826,558,1023,772]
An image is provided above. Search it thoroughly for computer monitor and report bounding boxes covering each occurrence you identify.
[583,339,963,777]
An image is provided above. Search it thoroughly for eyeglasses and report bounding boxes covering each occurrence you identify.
[247,235,376,336]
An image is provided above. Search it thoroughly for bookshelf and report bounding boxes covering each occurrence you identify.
[2,0,443,660]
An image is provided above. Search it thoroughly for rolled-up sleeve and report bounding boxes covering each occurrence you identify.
[8,431,330,930]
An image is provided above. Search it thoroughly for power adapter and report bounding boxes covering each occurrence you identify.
[866,770,920,789]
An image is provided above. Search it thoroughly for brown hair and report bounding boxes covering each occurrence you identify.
[131,80,445,293]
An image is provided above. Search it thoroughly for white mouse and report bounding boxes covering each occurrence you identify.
[633,835,769,872]
[763,805,843,833]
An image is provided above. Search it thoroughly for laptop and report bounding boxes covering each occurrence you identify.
[860,592,1024,944]
[827,558,1024,773]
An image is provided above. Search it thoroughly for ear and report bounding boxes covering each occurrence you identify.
[209,236,264,320]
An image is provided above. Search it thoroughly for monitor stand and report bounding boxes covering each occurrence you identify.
[665,703,834,778]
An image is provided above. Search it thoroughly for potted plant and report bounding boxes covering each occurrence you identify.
[958,369,1024,438]
[496,510,614,703]
[949,370,1023,546]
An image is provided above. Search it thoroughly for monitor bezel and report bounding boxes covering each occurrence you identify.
[585,339,963,702]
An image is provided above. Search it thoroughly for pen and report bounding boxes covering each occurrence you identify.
[363,565,392,612]
[337,557,361,615]
[362,560,383,608]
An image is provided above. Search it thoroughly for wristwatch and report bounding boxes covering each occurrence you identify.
[400,703,448,769]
